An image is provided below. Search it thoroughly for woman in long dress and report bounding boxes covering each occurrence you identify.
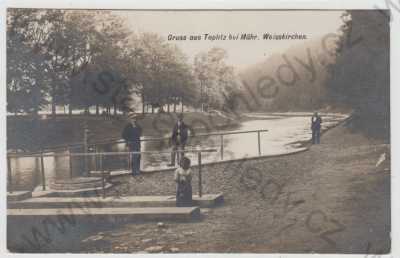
[174,157,192,207]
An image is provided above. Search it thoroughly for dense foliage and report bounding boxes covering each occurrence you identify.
[326,11,390,138]
[7,10,240,116]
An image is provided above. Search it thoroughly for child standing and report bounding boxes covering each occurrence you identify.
[174,157,193,207]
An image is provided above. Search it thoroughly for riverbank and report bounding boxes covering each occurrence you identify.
[7,112,238,151]
[79,123,390,253]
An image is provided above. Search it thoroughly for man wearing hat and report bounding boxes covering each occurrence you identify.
[168,113,189,167]
[122,114,142,176]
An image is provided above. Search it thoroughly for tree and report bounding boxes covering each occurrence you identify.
[7,10,198,117]
[326,10,390,138]
[126,33,196,113]
[194,47,241,111]
[85,12,132,115]
[7,9,51,115]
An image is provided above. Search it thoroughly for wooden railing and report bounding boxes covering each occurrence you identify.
[7,129,268,197]
[10,129,268,153]
[7,148,217,198]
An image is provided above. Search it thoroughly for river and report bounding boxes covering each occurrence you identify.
[7,112,348,191]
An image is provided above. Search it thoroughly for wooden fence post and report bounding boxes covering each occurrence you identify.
[99,153,106,199]
[69,147,73,179]
[220,134,224,160]
[129,151,132,172]
[83,125,89,176]
[94,146,98,172]
[40,151,46,190]
[198,152,202,197]
[7,156,12,193]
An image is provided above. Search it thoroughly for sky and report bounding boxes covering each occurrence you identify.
[115,10,345,69]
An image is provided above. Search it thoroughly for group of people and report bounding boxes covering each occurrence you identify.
[122,113,192,207]
[121,111,323,207]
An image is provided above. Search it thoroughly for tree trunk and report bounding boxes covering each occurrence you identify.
[167,103,170,113]
[173,102,177,113]
[113,104,117,116]
[200,80,203,112]
[151,105,154,114]
[96,105,99,115]
[69,104,72,116]
[51,85,56,118]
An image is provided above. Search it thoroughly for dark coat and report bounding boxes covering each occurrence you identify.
[171,122,189,146]
[122,123,142,150]
[175,171,192,207]
[311,116,322,131]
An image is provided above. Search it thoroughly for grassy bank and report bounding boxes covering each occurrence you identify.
[7,112,238,151]
[81,124,390,253]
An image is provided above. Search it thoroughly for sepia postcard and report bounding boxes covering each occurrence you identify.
[3,3,394,256]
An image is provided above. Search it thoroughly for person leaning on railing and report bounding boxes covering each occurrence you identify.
[168,113,189,167]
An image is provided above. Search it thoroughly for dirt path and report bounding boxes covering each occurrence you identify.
[81,124,390,254]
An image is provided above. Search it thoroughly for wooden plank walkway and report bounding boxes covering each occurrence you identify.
[8,193,223,209]
[7,191,32,202]
[8,206,200,222]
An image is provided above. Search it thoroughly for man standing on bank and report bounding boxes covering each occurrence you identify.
[122,114,142,176]
[168,113,189,167]
[311,112,322,144]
